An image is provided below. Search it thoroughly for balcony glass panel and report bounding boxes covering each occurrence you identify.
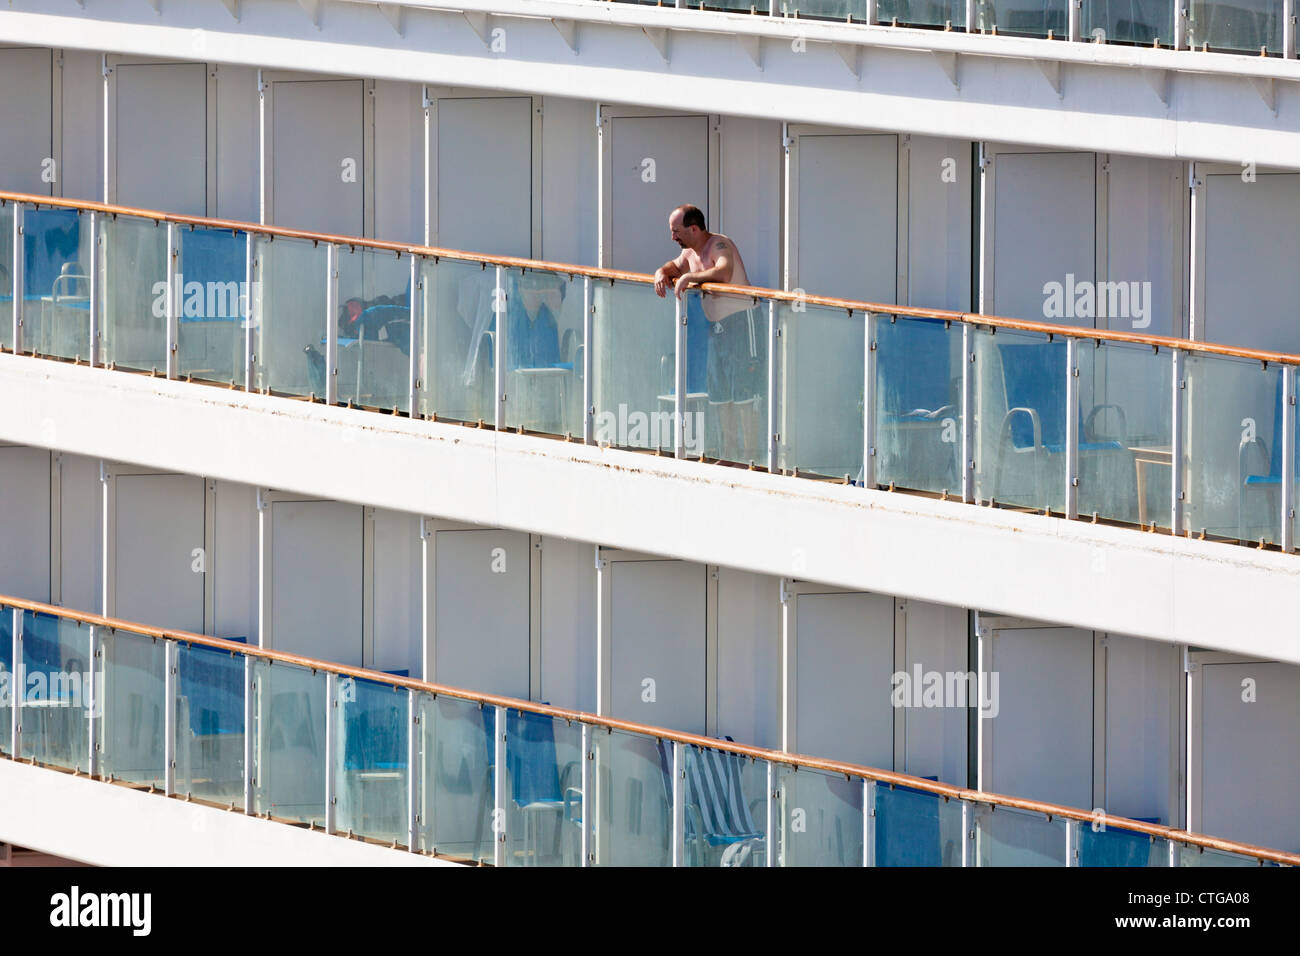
[776,766,864,866]
[1177,843,1263,866]
[780,0,870,21]
[592,279,676,454]
[1188,0,1282,53]
[1076,824,1169,866]
[502,268,585,437]
[1077,340,1172,527]
[1081,0,1174,44]
[22,207,93,361]
[18,609,91,772]
[876,0,967,27]
[973,328,1067,513]
[875,316,963,495]
[1181,352,1282,546]
[774,301,865,480]
[177,227,248,386]
[695,290,770,465]
[680,745,769,867]
[499,709,584,867]
[252,235,327,398]
[0,202,13,351]
[99,215,168,373]
[337,246,412,412]
[416,692,494,863]
[975,805,1069,865]
[418,257,498,424]
[335,676,409,845]
[589,728,674,866]
[98,628,167,788]
[251,658,327,826]
[0,608,12,755]
[973,0,1070,36]
[872,783,965,866]
[176,641,246,806]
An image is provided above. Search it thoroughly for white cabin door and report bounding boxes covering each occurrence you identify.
[790,589,895,768]
[0,446,50,602]
[434,96,533,258]
[1194,657,1300,852]
[787,130,898,302]
[269,500,362,664]
[0,48,53,195]
[987,150,1097,326]
[271,79,364,236]
[605,113,710,271]
[110,474,205,634]
[607,559,707,735]
[434,528,530,699]
[983,624,1093,809]
[112,61,207,215]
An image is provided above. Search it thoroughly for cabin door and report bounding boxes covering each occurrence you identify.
[268,78,365,236]
[0,445,51,602]
[0,48,53,195]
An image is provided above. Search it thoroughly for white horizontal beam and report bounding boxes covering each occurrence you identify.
[0,759,449,867]
[3,353,1299,664]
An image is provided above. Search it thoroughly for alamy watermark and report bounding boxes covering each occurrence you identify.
[150,275,254,320]
[890,665,1000,718]
[1042,273,1152,329]
[594,403,705,457]
[0,664,99,713]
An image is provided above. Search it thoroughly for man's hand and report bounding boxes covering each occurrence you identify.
[674,272,699,299]
[654,268,670,298]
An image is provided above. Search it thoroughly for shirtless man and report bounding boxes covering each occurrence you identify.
[653,204,765,462]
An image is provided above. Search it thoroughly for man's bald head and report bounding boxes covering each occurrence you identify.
[669,204,708,250]
[671,204,707,231]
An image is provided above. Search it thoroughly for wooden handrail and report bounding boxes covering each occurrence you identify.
[3,592,1296,866]
[5,189,1300,367]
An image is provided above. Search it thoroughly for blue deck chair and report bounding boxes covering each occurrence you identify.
[656,738,764,866]
[993,340,1129,504]
[1239,375,1296,541]
[481,708,582,865]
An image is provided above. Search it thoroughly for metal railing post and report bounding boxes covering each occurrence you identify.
[966,0,978,31]
[581,723,592,866]
[10,610,22,760]
[1065,817,1079,866]
[408,256,421,417]
[1286,0,1297,58]
[89,211,100,366]
[1068,0,1082,41]
[166,222,180,379]
[1171,350,1186,533]
[87,624,98,776]
[494,267,507,430]
[164,639,177,795]
[962,800,975,866]
[583,277,594,443]
[407,689,419,852]
[1175,0,1189,49]
[325,672,338,834]
[766,761,777,867]
[1282,365,1296,551]
[767,301,778,471]
[675,295,687,458]
[493,704,507,866]
[863,313,877,489]
[863,779,875,866]
[962,324,976,503]
[244,234,255,390]
[1065,337,1080,519]
[243,655,255,813]
[11,204,23,353]
[325,245,339,405]
[672,741,685,866]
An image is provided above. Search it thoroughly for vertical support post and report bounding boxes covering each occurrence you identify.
[1065,818,1079,866]
[12,204,24,354]
[961,324,976,503]
[674,294,687,458]
[164,639,177,795]
[671,741,685,866]
[243,655,255,814]
[325,672,338,834]
[257,70,267,225]
[580,722,592,867]
[324,244,339,405]
[1174,0,1189,49]
[87,624,97,777]
[1171,350,1186,534]
[769,0,779,16]
[408,255,421,417]
[88,211,100,366]
[493,705,507,866]
[961,800,975,866]
[583,277,594,443]
[865,0,877,23]
[494,266,507,430]
[966,0,978,31]
[8,608,19,757]
[1281,365,1295,551]
[1065,337,1080,519]
[166,222,180,379]
[244,232,255,390]
[863,779,875,866]
[1286,0,1297,58]
[767,300,778,471]
[1168,839,1179,866]
[407,689,419,852]
[766,761,777,867]
[1068,0,1082,41]
[863,312,877,489]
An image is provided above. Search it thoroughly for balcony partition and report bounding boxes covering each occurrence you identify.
[3,596,1294,867]
[4,191,1300,554]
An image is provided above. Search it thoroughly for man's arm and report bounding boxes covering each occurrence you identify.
[673,240,734,297]
[654,251,689,298]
